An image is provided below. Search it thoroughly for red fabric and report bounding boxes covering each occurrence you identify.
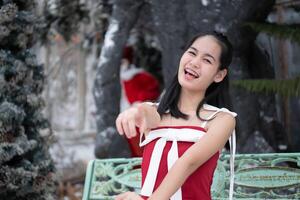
[127,127,144,157]
[141,126,219,200]
[122,72,160,104]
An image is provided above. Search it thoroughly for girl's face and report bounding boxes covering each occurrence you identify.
[178,35,227,92]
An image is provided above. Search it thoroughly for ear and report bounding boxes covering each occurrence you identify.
[213,69,227,83]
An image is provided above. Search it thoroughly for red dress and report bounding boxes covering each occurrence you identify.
[141,126,219,200]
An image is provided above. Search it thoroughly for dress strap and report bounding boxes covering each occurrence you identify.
[200,104,237,200]
[200,106,237,129]
[200,109,220,128]
[229,129,236,200]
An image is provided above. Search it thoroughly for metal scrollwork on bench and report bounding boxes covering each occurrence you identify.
[83,153,300,200]
[86,158,142,199]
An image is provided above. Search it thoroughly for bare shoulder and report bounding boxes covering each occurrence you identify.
[207,111,236,131]
[217,111,236,122]
[217,111,236,126]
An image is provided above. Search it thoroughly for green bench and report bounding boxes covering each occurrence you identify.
[82,153,300,200]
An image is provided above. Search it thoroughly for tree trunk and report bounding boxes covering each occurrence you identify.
[148,0,189,83]
[93,0,143,158]
[77,43,87,131]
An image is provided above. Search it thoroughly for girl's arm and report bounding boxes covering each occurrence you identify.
[148,112,236,200]
[116,102,161,138]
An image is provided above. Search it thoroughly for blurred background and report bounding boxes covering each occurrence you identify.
[0,0,299,199]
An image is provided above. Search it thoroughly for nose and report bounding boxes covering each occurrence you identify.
[189,57,201,68]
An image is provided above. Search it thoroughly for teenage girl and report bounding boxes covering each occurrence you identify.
[115,31,237,200]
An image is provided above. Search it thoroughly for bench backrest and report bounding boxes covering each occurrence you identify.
[82,153,300,200]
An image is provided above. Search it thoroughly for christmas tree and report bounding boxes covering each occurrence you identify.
[0,1,57,199]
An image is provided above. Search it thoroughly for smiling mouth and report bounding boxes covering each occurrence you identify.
[184,68,199,78]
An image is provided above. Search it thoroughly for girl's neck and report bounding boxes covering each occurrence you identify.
[178,89,205,114]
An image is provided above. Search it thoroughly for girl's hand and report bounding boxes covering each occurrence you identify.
[116,103,160,139]
[115,191,143,200]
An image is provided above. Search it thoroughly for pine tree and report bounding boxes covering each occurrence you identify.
[0,1,57,199]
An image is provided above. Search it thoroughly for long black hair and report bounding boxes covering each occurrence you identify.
[157,31,233,120]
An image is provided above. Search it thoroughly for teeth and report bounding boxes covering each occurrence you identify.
[185,68,199,78]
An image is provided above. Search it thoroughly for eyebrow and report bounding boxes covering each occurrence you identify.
[189,46,216,62]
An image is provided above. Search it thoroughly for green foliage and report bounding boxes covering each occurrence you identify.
[0,3,41,51]
[245,22,300,44]
[0,1,57,199]
[241,20,300,98]
[232,76,300,97]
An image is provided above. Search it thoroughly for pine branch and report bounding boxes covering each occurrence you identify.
[232,76,300,97]
[245,22,300,44]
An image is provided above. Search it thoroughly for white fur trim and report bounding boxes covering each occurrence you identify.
[120,65,144,80]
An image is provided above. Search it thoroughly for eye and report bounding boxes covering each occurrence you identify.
[187,51,196,56]
[203,58,212,64]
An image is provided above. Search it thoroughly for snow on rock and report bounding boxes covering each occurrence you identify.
[214,23,227,33]
[201,0,209,6]
[105,19,119,48]
[98,18,119,67]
